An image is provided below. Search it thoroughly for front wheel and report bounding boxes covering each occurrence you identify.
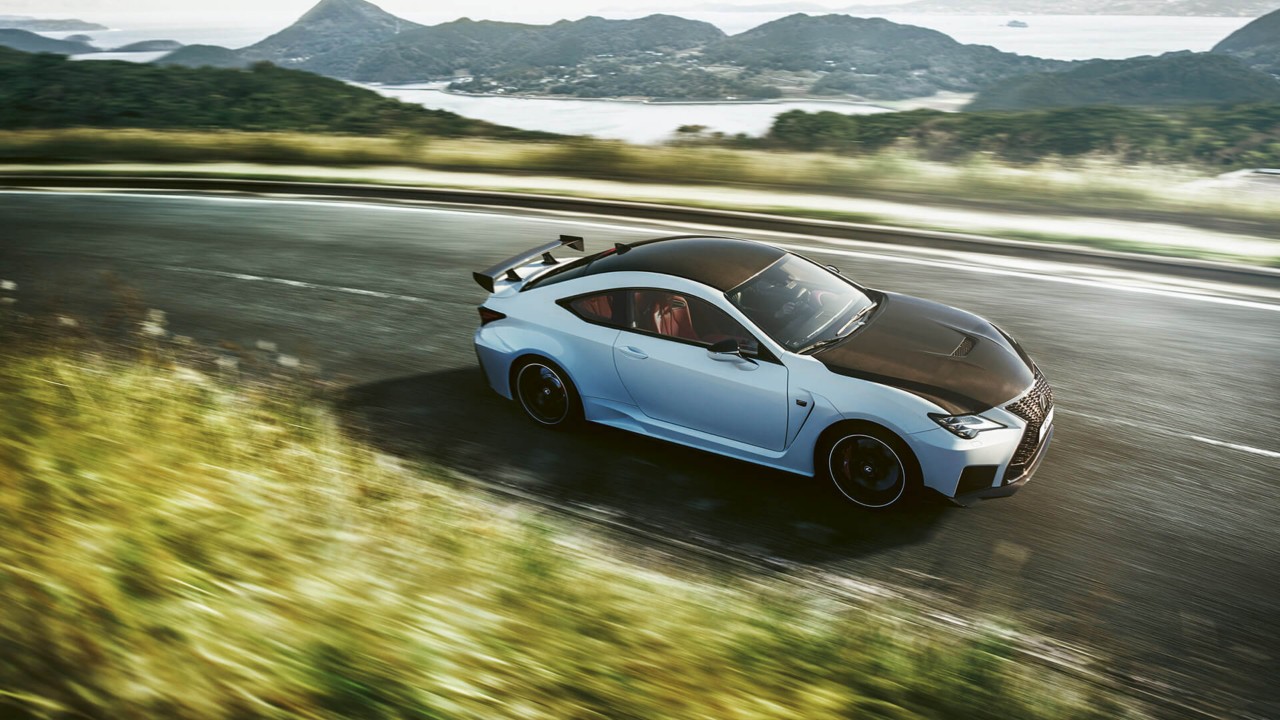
[820,425,919,509]
[513,358,582,429]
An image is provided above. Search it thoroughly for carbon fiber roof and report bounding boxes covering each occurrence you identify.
[527,236,786,292]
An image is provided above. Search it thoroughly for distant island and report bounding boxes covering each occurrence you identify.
[965,7,1280,112]
[967,51,1280,110]
[0,29,96,55]
[0,15,106,32]
[740,0,1279,17]
[6,0,1275,111]
[158,0,1068,101]
[114,40,184,53]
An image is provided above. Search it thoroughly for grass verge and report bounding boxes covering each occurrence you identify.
[2,128,1278,228]
[0,310,1135,719]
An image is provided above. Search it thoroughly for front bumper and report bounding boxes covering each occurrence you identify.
[951,424,1054,507]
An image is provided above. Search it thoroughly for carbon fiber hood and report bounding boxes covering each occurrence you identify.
[813,292,1035,415]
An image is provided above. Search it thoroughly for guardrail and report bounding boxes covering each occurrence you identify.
[3,173,1277,288]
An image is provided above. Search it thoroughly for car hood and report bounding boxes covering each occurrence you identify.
[813,292,1035,415]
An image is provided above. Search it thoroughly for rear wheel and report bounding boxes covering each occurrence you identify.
[513,359,582,429]
[820,425,919,509]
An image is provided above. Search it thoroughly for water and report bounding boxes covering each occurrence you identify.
[45,24,275,55]
[650,11,1253,59]
[373,82,890,143]
[871,13,1254,59]
[71,51,170,64]
[42,13,1260,141]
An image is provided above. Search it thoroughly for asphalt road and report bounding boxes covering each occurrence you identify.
[2,190,1277,717]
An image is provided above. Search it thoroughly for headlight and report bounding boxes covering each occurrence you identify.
[929,413,1005,440]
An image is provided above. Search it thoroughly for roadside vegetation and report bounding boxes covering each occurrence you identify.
[0,305,1134,719]
[3,128,1279,230]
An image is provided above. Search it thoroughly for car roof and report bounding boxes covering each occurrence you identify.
[527,235,786,293]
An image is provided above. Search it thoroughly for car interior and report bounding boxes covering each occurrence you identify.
[569,290,760,354]
[632,290,757,352]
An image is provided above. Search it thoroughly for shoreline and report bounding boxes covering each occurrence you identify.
[370,82,900,110]
[371,83,976,114]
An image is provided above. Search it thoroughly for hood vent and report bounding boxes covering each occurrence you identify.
[951,334,977,358]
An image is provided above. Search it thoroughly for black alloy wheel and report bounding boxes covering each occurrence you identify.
[515,361,579,427]
[827,432,909,508]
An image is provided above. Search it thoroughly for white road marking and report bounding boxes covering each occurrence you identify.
[7,189,1279,313]
[3,189,658,234]
[1060,409,1280,460]
[161,265,434,304]
[10,189,1277,462]
[1189,436,1280,460]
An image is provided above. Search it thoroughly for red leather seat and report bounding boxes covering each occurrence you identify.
[578,294,613,321]
[653,295,699,341]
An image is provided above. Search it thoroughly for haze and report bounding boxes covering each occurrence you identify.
[0,0,913,28]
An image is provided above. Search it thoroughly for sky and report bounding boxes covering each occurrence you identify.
[0,0,913,28]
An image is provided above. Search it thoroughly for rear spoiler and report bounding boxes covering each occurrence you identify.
[472,235,585,293]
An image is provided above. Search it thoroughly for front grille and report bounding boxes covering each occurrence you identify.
[1004,369,1054,480]
[1007,369,1054,425]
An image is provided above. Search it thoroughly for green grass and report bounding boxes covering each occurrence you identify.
[0,313,1135,719]
[2,128,1279,228]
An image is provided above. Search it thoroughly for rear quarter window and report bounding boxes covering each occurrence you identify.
[562,291,626,328]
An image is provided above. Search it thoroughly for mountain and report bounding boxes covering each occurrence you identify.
[831,0,1278,16]
[146,0,1079,100]
[161,0,741,99]
[115,40,184,53]
[344,19,542,81]
[702,13,1068,99]
[968,52,1280,110]
[0,16,106,31]
[0,45,546,139]
[346,14,726,83]
[1212,7,1280,74]
[0,29,96,55]
[239,0,423,77]
[159,45,248,69]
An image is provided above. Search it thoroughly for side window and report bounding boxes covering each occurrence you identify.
[565,291,624,327]
[630,290,759,354]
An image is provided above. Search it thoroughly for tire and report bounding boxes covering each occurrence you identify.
[512,358,582,429]
[819,423,920,509]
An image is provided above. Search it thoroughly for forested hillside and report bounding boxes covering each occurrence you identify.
[0,28,95,54]
[1212,6,1280,74]
[768,104,1280,167]
[968,52,1280,110]
[0,47,547,138]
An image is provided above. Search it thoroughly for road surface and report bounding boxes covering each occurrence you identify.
[2,190,1277,717]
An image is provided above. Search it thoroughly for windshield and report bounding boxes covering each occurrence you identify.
[727,255,875,352]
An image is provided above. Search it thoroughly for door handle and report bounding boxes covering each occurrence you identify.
[618,346,649,360]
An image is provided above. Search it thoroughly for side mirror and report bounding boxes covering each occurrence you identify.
[709,339,741,358]
[708,339,759,368]
[826,265,843,275]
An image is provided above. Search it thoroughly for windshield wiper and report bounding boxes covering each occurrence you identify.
[799,302,876,354]
[799,336,849,354]
[837,302,877,336]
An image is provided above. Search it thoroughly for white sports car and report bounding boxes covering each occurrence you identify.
[473,234,1054,508]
